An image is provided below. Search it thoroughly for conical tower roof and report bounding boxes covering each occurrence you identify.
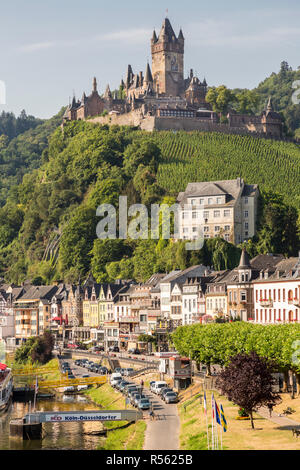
[267,96,273,112]
[239,249,251,269]
[178,28,184,40]
[152,29,158,43]
[159,18,177,42]
[145,63,153,83]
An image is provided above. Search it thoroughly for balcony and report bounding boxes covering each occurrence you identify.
[259,299,273,308]
[289,298,300,307]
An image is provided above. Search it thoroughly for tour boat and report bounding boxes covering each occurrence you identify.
[0,363,13,413]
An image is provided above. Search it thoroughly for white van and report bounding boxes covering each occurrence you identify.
[110,373,122,386]
[152,381,168,394]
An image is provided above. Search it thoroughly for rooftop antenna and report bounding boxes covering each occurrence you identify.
[166,8,168,17]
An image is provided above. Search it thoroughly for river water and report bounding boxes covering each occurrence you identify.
[0,395,105,450]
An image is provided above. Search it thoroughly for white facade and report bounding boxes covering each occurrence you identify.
[182,284,199,325]
[253,280,300,323]
[0,315,14,340]
[177,179,259,245]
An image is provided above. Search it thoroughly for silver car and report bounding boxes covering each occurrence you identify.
[164,392,178,404]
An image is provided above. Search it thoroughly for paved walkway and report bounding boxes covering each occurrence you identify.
[143,389,180,450]
[257,406,300,429]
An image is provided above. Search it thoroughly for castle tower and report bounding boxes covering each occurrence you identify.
[151,18,184,96]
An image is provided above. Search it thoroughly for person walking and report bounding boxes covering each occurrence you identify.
[267,403,274,417]
[140,379,144,393]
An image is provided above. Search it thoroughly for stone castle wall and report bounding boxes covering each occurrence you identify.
[87,112,282,138]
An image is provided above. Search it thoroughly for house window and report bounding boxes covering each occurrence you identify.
[214,210,221,218]
[245,222,249,230]
[215,226,220,232]
[244,197,248,204]
[204,226,209,232]
[216,197,222,204]
[224,225,231,231]
[192,212,197,219]
[208,198,213,205]
[244,211,249,218]
[224,210,231,217]
[204,211,209,220]
[200,199,204,205]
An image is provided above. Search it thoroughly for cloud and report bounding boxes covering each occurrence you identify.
[19,41,57,53]
[94,28,151,44]
[187,18,300,49]
[18,28,152,54]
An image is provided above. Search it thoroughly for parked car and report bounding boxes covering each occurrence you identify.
[160,388,174,399]
[164,392,178,404]
[123,368,134,377]
[128,348,141,355]
[99,366,108,374]
[133,393,146,407]
[108,346,119,352]
[124,385,138,396]
[82,374,90,378]
[152,381,168,395]
[118,381,130,391]
[114,368,122,374]
[129,390,140,403]
[74,360,82,366]
[110,373,123,386]
[137,398,151,410]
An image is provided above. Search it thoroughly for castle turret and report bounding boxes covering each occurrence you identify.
[104,84,112,100]
[151,17,184,96]
[144,63,153,84]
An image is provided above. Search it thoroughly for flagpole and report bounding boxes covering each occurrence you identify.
[211,393,214,450]
[203,392,209,450]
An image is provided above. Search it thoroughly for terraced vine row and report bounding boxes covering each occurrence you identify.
[144,131,300,209]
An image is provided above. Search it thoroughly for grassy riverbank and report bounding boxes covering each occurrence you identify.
[11,357,61,386]
[85,383,146,450]
[178,389,300,450]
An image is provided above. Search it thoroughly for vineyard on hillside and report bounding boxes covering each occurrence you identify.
[144,131,300,210]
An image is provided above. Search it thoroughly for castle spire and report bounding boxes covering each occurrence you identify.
[144,62,153,83]
[93,77,97,93]
[267,96,273,112]
[159,17,176,42]
[152,29,158,43]
[178,28,184,41]
[105,84,112,99]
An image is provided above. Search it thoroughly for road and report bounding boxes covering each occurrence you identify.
[60,356,180,450]
[143,388,180,450]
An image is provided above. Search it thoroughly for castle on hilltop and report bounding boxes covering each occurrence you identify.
[63,17,282,137]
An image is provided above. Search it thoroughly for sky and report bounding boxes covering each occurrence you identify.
[1,0,300,118]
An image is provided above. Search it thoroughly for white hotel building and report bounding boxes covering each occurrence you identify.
[177,178,259,245]
[253,256,300,323]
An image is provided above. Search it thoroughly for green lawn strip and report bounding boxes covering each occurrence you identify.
[85,383,146,450]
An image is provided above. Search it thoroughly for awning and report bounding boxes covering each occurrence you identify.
[0,363,7,370]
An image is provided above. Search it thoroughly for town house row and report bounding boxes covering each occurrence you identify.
[0,251,300,349]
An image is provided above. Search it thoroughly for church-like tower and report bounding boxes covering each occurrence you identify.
[151,18,184,96]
